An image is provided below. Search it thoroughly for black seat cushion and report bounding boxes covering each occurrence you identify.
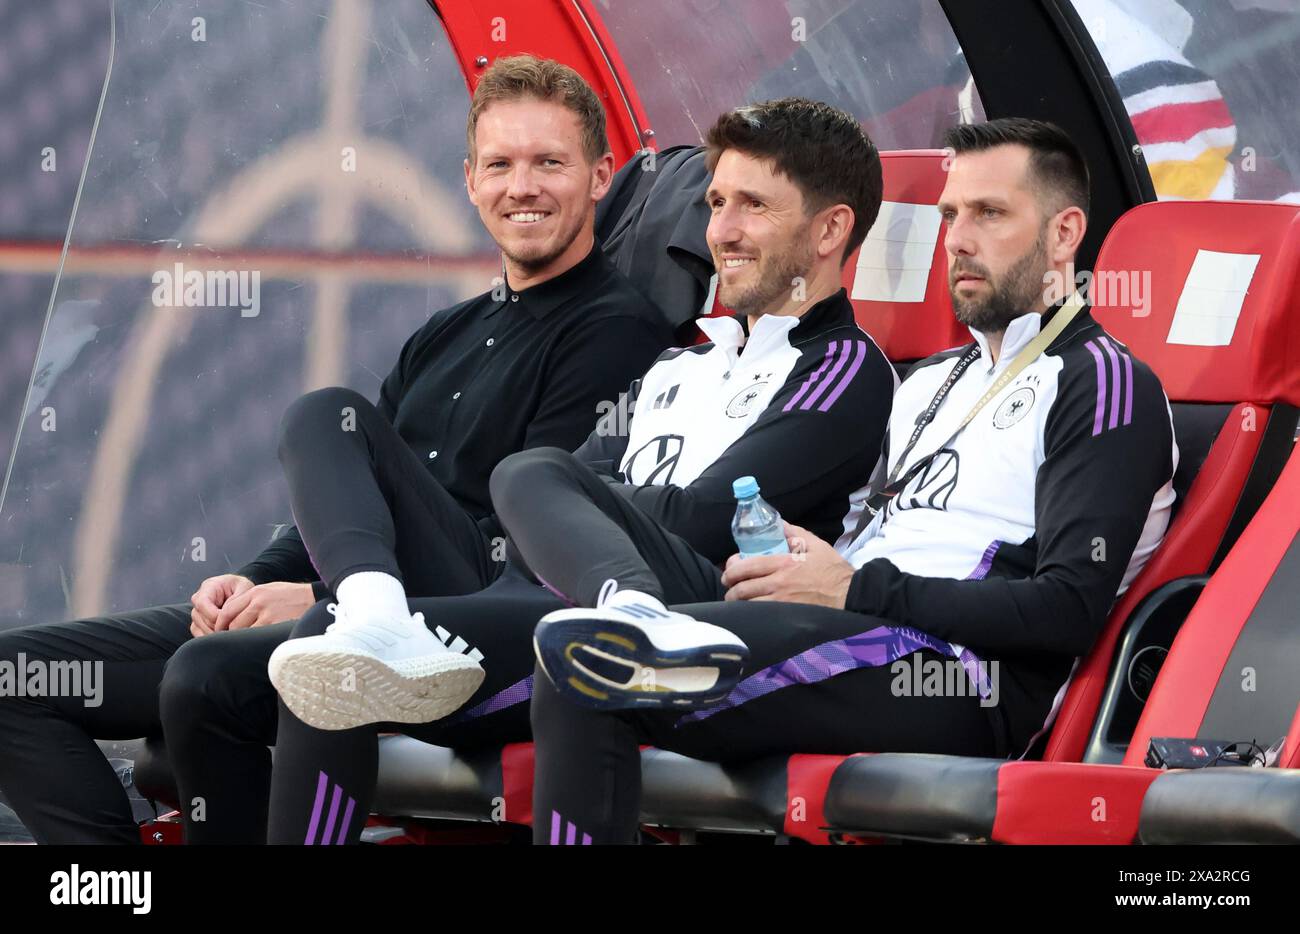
[824,754,1003,841]
[1140,767,1300,844]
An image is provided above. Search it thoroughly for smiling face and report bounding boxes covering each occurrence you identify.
[705,149,817,318]
[938,144,1054,334]
[464,97,612,284]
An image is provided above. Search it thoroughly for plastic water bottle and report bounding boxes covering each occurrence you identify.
[731,476,790,558]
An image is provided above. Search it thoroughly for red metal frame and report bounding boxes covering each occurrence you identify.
[431,0,656,165]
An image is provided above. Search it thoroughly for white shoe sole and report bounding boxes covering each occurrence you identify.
[533,612,748,711]
[269,647,485,731]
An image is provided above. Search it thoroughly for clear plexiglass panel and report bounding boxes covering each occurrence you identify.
[0,0,495,628]
[598,0,982,152]
[0,1,113,488]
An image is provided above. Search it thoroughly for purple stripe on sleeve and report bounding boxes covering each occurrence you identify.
[800,340,853,410]
[565,821,576,845]
[1084,341,1107,437]
[336,797,356,845]
[550,810,562,845]
[1099,338,1123,430]
[320,784,343,845]
[817,341,868,412]
[582,833,592,845]
[783,342,837,412]
[1106,337,1136,426]
[304,771,329,845]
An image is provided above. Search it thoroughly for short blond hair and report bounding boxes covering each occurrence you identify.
[466,54,609,165]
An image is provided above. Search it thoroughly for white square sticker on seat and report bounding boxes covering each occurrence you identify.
[1165,249,1261,347]
[851,200,942,303]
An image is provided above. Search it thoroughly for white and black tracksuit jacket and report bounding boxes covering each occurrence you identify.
[573,288,897,564]
[845,303,1179,747]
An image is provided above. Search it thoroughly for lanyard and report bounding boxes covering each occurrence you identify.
[863,292,1086,519]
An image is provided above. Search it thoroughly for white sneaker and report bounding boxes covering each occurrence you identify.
[532,581,749,710]
[268,604,485,730]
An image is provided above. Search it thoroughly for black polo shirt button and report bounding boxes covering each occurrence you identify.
[428,450,438,459]
[486,338,495,347]
[511,294,519,303]
[452,392,461,400]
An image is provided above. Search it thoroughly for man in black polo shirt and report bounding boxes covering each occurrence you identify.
[257,201,665,729]
[0,55,668,844]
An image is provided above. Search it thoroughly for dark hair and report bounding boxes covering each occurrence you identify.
[705,98,883,265]
[467,55,608,165]
[943,118,1090,219]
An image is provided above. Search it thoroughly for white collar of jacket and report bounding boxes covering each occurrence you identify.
[695,289,854,366]
[968,309,1046,375]
[694,312,801,366]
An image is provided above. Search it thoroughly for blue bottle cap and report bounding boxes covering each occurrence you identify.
[732,475,759,499]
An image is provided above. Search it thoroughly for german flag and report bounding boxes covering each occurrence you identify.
[1114,60,1236,200]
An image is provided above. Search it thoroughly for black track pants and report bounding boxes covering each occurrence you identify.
[278,387,501,595]
[490,446,727,607]
[0,606,285,844]
[531,598,1009,844]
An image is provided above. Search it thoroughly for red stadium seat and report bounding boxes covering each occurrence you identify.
[1050,199,1300,763]
[844,149,967,362]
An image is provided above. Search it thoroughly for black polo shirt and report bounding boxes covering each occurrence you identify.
[238,244,671,591]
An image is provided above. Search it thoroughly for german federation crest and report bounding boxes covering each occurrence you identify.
[993,387,1036,429]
